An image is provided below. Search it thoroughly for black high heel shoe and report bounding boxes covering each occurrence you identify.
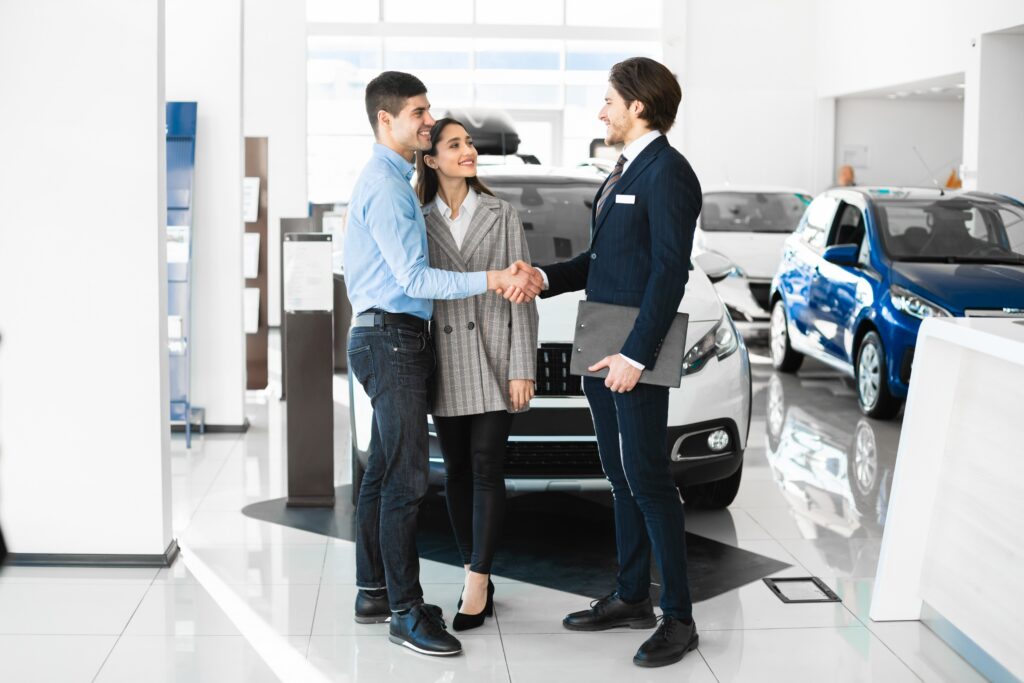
[453,579,495,632]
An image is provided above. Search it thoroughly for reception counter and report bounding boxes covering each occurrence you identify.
[871,317,1024,681]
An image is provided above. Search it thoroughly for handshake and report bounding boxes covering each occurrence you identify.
[487,261,545,303]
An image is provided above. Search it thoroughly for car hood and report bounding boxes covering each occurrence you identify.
[696,230,790,279]
[536,267,724,344]
[889,261,1024,313]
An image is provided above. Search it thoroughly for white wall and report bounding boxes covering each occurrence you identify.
[969,32,1024,200]
[668,0,826,193]
[835,98,964,187]
[244,0,307,328]
[0,0,173,555]
[166,0,247,426]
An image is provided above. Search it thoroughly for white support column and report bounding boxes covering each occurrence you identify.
[244,0,308,329]
[963,32,1024,200]
[0,0,173,560]
[166,0,247,427]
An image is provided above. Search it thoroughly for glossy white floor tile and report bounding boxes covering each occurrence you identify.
[0,582,149,635]
[502,632,717,682]
[490,582,607,635]
[693,577,861,631]
[154,544,327,586]
[698,627,919,682]
[306,634,510,683]
[0,565,158,585]
[0,635,117,681]
[124,582,320,637]
[683,508,774,542]
[778,537,882,582]
[94,635,285,683]
[178,508,329,547]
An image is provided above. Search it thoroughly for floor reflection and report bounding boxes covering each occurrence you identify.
[761,362,902,540]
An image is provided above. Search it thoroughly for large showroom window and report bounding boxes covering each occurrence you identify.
[306,0,662,203]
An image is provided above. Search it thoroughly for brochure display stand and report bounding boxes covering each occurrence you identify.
[244,137,269,390]
[278,216,317,399]
[166,102,204,447]
[283,233,335,507]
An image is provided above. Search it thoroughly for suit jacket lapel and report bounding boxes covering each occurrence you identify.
[460,193,501,261]
[591,136,668,242]
[423,205,467,270]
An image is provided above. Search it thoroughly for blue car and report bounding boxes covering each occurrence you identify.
[769,187,1024,419]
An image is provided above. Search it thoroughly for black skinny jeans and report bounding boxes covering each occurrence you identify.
[433,411,514,574]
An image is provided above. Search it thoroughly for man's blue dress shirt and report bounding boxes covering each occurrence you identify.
[344,144,487,320]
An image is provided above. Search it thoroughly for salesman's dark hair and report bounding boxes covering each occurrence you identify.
[364,71,427,136]
[415,118,495,206]
[608,57,682,133]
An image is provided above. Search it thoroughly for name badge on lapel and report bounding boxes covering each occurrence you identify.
[615,194,636,205]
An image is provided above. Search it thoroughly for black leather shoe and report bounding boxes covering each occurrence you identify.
[354,591,443,624]
[456,579,495,613]
[563,592,656,632]
[633,616,699,668]
[354,589,390,624]
[389,604,462,656]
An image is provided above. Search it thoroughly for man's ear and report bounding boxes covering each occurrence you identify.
[377,109,390,132]
[631,100,645,118]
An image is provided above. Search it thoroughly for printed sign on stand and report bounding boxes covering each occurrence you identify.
[284,233,333,313]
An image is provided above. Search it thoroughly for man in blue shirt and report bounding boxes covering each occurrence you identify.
[345,71,542,657]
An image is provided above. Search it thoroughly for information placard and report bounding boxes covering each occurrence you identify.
[284,233,333,312]
[243,177,261,223]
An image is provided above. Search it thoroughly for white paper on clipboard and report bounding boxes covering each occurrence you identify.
[284,236,333,312]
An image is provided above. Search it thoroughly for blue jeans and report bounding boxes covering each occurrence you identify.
[348,323,434,612]
[583,376,693,620]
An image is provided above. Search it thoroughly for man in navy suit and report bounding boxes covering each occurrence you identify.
[527,57,702,667]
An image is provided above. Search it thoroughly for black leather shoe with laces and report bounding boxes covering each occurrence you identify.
[354,591,443,624]
[633,616,699,668]
[389,604,463,656]
[562,591,656,631]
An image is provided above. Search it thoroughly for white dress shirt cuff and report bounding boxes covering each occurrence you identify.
[537,267,549,290]
[620,354,645,370]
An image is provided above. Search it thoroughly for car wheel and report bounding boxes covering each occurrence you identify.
[856,331,902,419]
[679,463,743,509]
[766,375,787,453]
[351,439,365,506]
[847,419,880,512]
[769,299,803,373]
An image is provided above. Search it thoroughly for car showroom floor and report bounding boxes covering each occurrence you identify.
[0,346,985,682]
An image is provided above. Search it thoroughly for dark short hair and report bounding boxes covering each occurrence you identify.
[415,118,494,206]
[608,57,681,133]
[364,71,427,135]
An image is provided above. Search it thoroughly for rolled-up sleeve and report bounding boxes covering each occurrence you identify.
[365,178,487,300]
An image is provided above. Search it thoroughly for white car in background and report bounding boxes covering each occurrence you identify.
[695,186,812,341]
[350,167,753,510]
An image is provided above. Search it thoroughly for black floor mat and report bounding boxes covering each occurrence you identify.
[242,486,789,601]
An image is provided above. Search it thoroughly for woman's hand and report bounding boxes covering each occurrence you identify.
[509,379,535,412]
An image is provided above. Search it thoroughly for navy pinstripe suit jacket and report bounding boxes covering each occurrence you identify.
[541,134,702,369]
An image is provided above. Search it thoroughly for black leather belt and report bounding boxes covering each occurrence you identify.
[353,309,430,333]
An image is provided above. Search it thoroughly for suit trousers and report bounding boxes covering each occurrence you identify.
[583,376,693,619]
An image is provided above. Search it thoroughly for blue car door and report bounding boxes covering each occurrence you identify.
[811,202,872,362]
[786,195,839,345]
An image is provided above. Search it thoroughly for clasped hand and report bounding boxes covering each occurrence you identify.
[588,354,642,393]
[489,260,544,303]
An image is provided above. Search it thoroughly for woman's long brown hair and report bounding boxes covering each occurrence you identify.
[415,117,494,206]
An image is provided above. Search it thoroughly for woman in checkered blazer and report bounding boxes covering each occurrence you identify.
[416,117,539,632]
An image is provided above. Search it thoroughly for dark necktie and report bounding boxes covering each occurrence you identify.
[595,154,628,216]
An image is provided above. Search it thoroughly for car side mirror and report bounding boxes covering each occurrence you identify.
[823,243,859,267]
[694,251,737,284]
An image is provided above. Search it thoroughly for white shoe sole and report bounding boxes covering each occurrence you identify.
[389,635,462,656]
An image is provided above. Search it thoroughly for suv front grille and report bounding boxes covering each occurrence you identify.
[504,441,602,476]
[535,343,582,396]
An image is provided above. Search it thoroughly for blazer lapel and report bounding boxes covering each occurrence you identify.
[460,193,501,261]
[423,204,467,270]
[591,136,668,242]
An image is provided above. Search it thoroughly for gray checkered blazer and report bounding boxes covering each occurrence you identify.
[425,192,539,417]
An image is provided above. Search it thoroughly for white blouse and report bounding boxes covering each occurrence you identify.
[434,188,478,249]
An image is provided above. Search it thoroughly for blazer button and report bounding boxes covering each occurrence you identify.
[467,322,475,330]
[443,325,452,334]
[590,253,597,260]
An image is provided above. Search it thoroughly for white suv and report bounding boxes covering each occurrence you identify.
[350,167,752,509]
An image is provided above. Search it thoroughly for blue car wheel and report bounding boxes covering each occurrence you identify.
[856,331,902,419]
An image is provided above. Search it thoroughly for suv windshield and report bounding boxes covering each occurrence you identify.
[701,192,811,233]
[874,196,1024,264]
[486,179,598,264]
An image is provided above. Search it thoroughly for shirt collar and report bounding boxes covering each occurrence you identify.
[373,143,415,181]
[435,187,478,220]
[622,130,663,163]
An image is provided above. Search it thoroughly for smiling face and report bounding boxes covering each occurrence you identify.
[383,93,435,156]
[423,122,477,180]
[598,84,646,146]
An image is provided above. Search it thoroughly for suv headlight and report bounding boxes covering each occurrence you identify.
[682,315,740,376]
[889,285,951,320]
